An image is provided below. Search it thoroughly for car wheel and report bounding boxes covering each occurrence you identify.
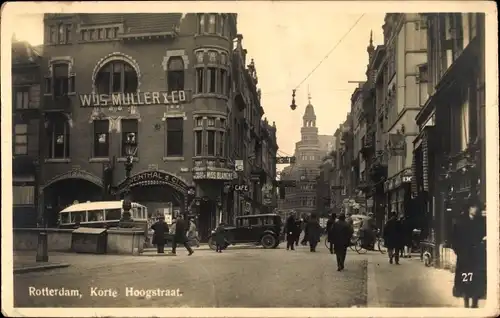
[261,234,277,249]
[208,237,217,250]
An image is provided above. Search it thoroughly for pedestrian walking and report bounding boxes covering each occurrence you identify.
[383,212,403,264]
[331,213,354,271]
[285,213,299,250]
[359,212,377,250]
[451,201,486,308]
[306,214,322,252]
[400,215,413,258]
[187,218,199,247]
[294,218,302,247]
[151,215,169,254]
[301,215,310,246]
[326,213,337,254]
[171,215,194,256]
[214,222,227,253]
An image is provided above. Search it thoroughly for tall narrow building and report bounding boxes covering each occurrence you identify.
[280,94,331,218]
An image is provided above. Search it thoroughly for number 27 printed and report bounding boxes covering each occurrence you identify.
[461,272,473,282]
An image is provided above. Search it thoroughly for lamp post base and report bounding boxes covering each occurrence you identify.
[36,230,49,262]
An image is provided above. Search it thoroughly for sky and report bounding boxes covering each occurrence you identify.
[6,3,385,160]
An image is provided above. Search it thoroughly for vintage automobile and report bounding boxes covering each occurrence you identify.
[208,213,283,250]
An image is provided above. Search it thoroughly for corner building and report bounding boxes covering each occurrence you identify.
[39,13,244,240]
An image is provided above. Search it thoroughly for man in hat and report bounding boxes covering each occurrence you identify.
[331,213,354,271]
[151,215,169,254]
[360,212,377,250]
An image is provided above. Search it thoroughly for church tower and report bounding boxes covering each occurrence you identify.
[297,92,320,166]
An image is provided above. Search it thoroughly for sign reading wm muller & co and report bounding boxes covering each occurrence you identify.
[78,90,190,107]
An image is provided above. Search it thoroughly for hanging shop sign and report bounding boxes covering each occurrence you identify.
[79,90,190,108]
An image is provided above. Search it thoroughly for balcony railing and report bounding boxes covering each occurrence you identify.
[43,95,72,112]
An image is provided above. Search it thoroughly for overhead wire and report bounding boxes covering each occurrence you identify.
[292,13,366,91]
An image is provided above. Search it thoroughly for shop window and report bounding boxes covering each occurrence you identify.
[167,57,185,92]
[13,186,35,205]
[166,117,184,157]
[95,61,138,95]
[47,118,70,159]
[121,119,139,157]
[93,120,110,157]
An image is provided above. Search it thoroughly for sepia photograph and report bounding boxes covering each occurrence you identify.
[1,1,498,317]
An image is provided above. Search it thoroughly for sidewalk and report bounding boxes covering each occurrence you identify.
[13,252,71,274]
[366,252,466,307]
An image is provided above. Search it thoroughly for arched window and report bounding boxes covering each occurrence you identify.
[167,57,185,92]
[95,61,138,95]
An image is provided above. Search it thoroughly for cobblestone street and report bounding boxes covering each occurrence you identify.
[14,243,367,308]
[12,239,469,308]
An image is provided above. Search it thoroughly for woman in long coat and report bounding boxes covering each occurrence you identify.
[451,202,486,308]
[151,216,169,254]
[214,222,227,253]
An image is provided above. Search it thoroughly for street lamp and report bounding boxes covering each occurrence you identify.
[290,89,297,110]
[119,132,138,228]
[34,159,48,262]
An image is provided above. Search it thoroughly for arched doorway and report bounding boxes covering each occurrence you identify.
[43,178,103,227]
[114,170,190,223]
[130,185,185,219]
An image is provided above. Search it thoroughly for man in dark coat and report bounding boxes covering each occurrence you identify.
[383,212,403,264]
[285,213,299,250]
[214,222,227,253]
[172,215,194,256]
[331,213,354,271]
[306,214,322,252]
[326,213,337,254]
[294,217,302,247]
[451,202,486,308]
[300,215,310,246]
[151,215,169,254]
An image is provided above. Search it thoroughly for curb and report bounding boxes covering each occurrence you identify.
[14,263,71,274]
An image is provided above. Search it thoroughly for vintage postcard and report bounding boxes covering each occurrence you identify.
[1,1,498,317]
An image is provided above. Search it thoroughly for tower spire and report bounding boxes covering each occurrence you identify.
[369,30,373,47]
[307,85,311,105]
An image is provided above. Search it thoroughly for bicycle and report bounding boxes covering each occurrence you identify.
[354,230,386,254]
[324,233,358,251]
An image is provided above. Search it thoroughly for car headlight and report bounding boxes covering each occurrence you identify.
[211,230,215,234]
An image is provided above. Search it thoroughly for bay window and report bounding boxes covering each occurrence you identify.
[207,130,215,155]
[196,68,205,93]
[208,14,217,34]
[208,67,217,93]
[194,130,203,156]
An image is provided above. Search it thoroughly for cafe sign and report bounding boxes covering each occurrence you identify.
[79,90,190,108]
